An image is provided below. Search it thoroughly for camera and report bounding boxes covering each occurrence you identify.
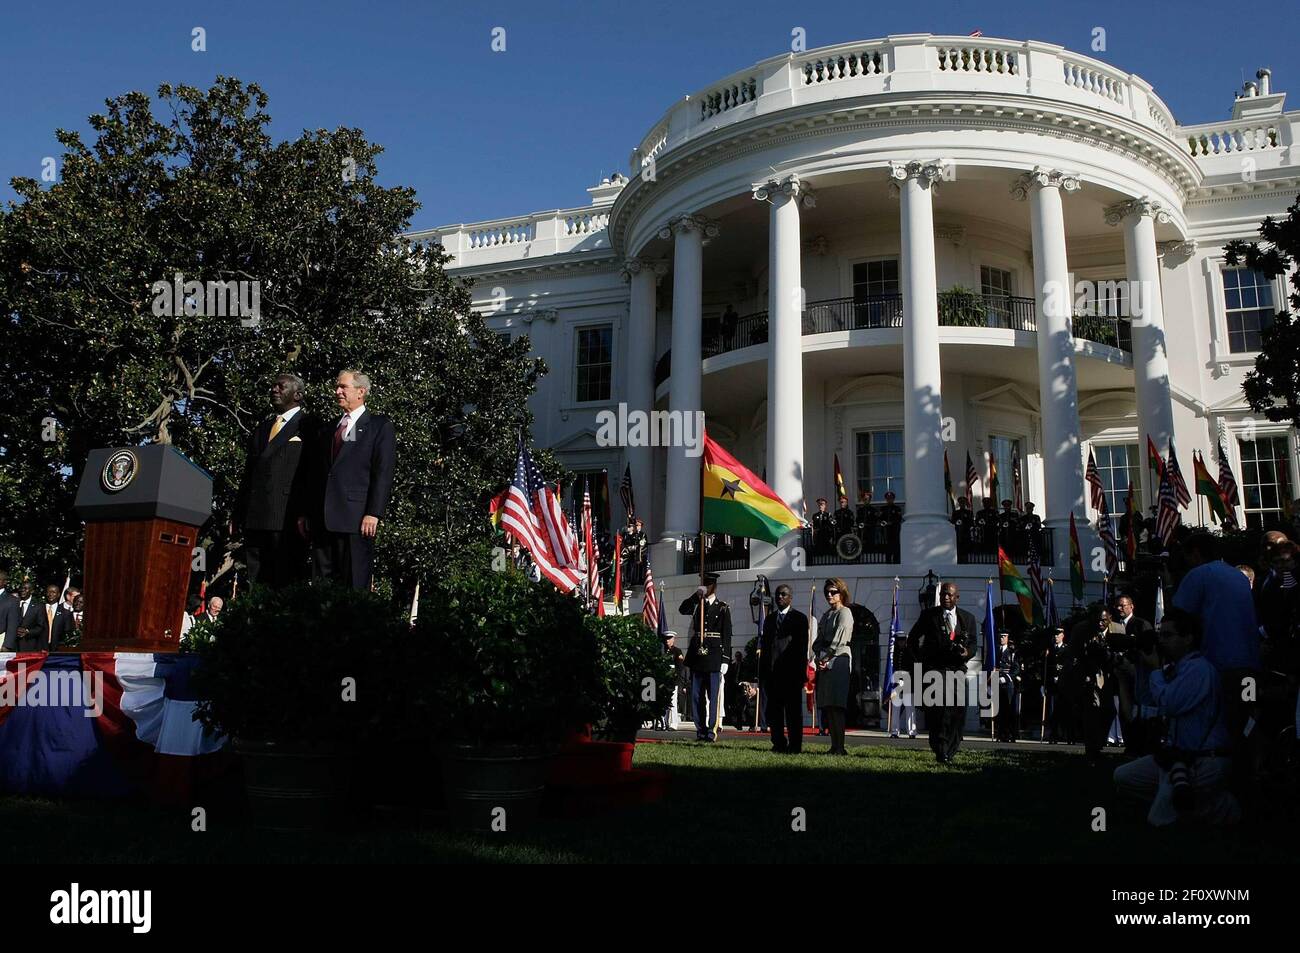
[1154,742,1196,812]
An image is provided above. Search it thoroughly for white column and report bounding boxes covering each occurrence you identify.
[1015,168,1088,566]
[757,176,813,511]
[622,258,666,533]
[1106,197,1177,504]
[891,160,955,566]
[659,214,717,541]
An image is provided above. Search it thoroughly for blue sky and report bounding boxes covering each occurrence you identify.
[2,0,1294,231]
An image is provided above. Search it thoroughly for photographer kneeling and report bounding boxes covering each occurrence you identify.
[1112,608,1241,827]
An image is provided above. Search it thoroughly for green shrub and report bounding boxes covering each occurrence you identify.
[587,613,674,738]
[191,582,407,747]
[410,568,603,747]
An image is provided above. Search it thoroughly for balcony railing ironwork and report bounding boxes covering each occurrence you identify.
[956,526,1056,566]
[800,526,901,565]
[1072,313,1133,352]
[682,535,750,574]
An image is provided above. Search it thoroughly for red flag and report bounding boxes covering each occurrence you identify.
[642,563,659,630]
[197,578,207,617]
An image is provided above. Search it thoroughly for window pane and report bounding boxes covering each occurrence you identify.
[575,326,613,402]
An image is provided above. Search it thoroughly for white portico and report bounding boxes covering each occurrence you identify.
[411,34,1300,636]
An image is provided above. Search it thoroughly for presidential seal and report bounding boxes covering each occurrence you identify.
[101,449,139,493]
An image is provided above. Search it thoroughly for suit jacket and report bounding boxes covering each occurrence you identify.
[759,608,810,699]
[50,610,77,651]
[17,601,58,652]
[236,409,315,532]
[0,593,19,651]
[314,407,397,535]
[907,605,977,672]
[1119,613,1152,639]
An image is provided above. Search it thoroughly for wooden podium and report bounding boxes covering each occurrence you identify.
[73,446,213,653]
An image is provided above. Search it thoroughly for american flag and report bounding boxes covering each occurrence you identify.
[583,482,605,615]
[965,451,978,507]
[1026,533,1046,617]
[1085,449,1105,511]
[1124,480,1138,560]
[1167,440,1192,508]
[1216,439,1237,527]
[619,463,635,519]
[500,440,583,593]
[1097,495,1118,576]
[1155,464,1180,546]
[642,563,659,631]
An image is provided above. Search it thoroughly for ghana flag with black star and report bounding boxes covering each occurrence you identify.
[702,434,801,544]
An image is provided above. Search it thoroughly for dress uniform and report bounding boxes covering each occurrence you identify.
[974,500,999,553]
[833,500,856,545]
[996,501,1021,552]
[680,575,733,741]
[811,499,835,556]
[1020,504,1043,553]
[856,494,878,550]
[1044,632,1073,742]
[993,637,1021,741]
[878,492,903,561]
[950,499,973,559]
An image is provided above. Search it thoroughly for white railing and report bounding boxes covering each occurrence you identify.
[1060,54,1125,104]
[564,211,609,235]
[935,42,1019,75]
[409,203,614,269]
[1184,121,1281,156]
[627,35,1193,175]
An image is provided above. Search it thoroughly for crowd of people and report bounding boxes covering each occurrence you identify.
[810,492,904,560]
[0,573,84,652]
[653,523,1299,829]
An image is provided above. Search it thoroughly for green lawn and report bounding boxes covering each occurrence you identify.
[2,740,1292,863]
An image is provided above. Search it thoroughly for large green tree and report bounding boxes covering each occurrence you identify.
[0,77,544,595]
[1225,196,1300,429]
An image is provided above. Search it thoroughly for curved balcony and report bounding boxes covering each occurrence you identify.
[653,294,1130,387]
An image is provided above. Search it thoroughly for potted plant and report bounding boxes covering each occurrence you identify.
[591,614,675,744]
[410,567,603,830]
[938,285,988,327]
[192,581,407,831]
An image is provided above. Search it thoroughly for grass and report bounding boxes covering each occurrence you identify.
[1,739,1294,863]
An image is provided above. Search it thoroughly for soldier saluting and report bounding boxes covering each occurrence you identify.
[680,572,733,742]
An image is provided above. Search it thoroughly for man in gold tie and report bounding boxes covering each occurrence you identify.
[10,583,62,652]
[233,373,316,589]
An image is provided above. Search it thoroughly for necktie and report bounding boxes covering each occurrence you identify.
[946,612,955,641]
[268,415,286,441]
[47,605,54,628]
[331,416,348,460]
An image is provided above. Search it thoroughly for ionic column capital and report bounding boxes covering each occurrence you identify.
[620,258,670,283]
[1103,196,1172,226]
[888,159,949,195]
[752,174,816,208]
[1158,239,1197,259]
[658,214,720,243]
[1010,166,1082,200]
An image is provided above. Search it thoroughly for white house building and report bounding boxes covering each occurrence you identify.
[410,34,1299,640]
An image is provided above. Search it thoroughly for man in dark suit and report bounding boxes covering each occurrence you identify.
[0,571,20,650]
[759,584,810,753]
[14,579,35,620]
[11,583,61,652]
[680,573,732,742]
[50,594,82,651]
[235,373,315,588]
[907,581,977,764]
[306,369,397,591]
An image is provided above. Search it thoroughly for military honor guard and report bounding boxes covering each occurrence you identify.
[950,497,973,559]
[680,573,733,742]
[878,491,903,560]
[993,632,1021,741]
[811,498,835,556]
[974,498,999,553]
[1043,626,1073,742]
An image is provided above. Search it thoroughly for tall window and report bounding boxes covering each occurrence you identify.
[1092,443,1141,515]
[980,266,1013,298]
[987,435,1021,504]
[1238,436,1293,528]
[855,430,904,503]
[852,259,900,328]
[853,259,899,299]
[1222,268,1275,353]
[575,325,612,402]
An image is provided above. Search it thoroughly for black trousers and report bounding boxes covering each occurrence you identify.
[312,531,375,591]
[245,529,308,589]
[767,691,804,753]
[995,685,1019,740]
[927,701,965,761]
